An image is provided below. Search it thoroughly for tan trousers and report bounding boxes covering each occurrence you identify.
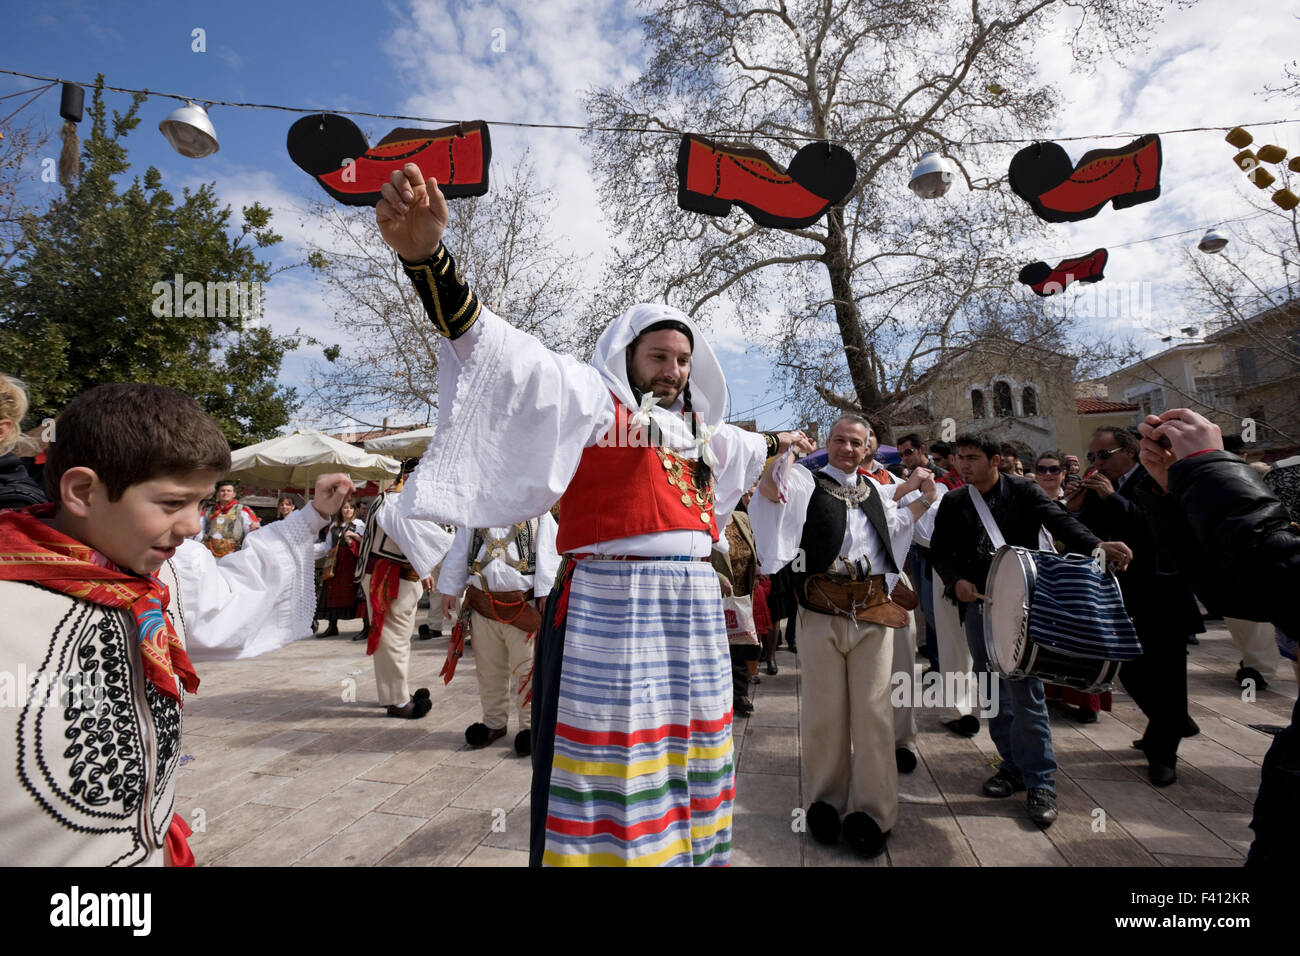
[932,566,974,717]
[365,575,423,707]
[798,605,898,831]
[1225,617,1278,678]
[892,572,918,752]
[471,611,534,731]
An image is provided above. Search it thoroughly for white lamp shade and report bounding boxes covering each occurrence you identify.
[1197,228,1228,254]
[159,102,219,158]
[909,152,954,199]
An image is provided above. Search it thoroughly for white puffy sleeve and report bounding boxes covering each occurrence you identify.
[748,458,814,575]
[376,488,455,580]
[911,483,946,548]
[877,485,919,590]
[403,306,614,528]
[171,504,329,662]
[708,425,768,530]
[436,527,472,596]
[533,511,560,597]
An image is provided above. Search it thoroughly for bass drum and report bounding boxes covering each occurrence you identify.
[983,546,1122,694]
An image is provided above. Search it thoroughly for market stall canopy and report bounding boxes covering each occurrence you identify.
[363,425,436,459]
[228,430,401,486]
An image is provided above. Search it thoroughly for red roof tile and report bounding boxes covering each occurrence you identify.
[1076,398,1139,414]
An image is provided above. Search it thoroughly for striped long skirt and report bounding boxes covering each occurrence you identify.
[529,558,735,866]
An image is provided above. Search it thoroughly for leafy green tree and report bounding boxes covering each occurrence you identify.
[0,78,298,445]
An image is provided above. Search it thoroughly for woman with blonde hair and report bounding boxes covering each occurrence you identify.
[0,375,46,510]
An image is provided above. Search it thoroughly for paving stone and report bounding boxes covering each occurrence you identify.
[381,806,495,866]
[376,764,485,818]
[296,811,428,866]
[1173,735,1265,794]
[221,778,400,865]
[190,802,296,865]
[1186,810,1252,858]
[460,844,530,867]
[731,771,801,867]
[956,814,1067,866]
[182,770,295,822]
[1043,774,1158,867]
[451,753,534,811]
[888,802,978,867]
[738,724,799,776]
[250,750,391,810]
[478,802,532,852]
[1071,778,1239,859]
[1191,717,1276,760]
[1153,853,1246,867]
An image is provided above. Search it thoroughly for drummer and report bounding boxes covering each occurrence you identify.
[928,433,1132,827]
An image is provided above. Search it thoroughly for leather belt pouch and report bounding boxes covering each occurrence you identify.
[803,574,910,629]
[466,585,541,633]
[890,578,919,611]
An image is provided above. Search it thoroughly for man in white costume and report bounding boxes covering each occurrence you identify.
[373,164,812,867]
[438,514,559,754]
[750,416,937,857]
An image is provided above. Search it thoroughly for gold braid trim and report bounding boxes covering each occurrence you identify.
[400,244,481,340]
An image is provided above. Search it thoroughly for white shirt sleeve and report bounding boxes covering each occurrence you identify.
[240,507,260,536]
[436,527,472,596]
[402,305,615,528]
[911,483,947,548]
[172,503,330,662]
[376,484,455,579]
[748,459,814,575]
[533,511,560,597]
[709,425,769,532]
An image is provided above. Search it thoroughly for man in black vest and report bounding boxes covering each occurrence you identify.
[752,416,937,858]
[929,433,1132,826]
[1068,426,1204,786]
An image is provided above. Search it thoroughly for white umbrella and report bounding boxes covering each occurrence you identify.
[227,430,401,487]
[363,425,436,459]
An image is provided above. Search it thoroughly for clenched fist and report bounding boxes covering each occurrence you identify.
[376,163,449,262]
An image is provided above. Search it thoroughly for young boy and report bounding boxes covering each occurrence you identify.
[0,383,354,866]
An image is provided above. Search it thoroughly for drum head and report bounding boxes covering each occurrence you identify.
[985,547,1034,675]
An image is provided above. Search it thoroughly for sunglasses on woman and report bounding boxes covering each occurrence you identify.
[1035,464,1061,474]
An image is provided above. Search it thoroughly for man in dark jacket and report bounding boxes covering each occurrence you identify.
[930,433,1131,826]
[1069,426,1204,787]
[1135,408,1298,869]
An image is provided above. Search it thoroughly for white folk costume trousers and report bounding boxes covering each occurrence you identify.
[798,606,898,831]
[1225,617,1278,678]
[368,576,423,706]
[472,611,534,731]
[892,572,918,752]
[932,566,974,717]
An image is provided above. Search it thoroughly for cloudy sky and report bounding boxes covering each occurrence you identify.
[1,0,1297,431]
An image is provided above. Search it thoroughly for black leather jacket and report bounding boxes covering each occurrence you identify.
[1134,451,1299,640]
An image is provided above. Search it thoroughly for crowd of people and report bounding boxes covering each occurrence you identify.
[0,160,1295,867]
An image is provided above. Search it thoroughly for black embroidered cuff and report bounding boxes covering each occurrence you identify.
[400,244,481,340]
[762,432,782,459]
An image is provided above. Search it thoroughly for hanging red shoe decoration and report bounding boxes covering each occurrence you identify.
[288,114,491,206]
[677,134,857,228]
[1018,249,1108,296]
[1009,135,1162,223]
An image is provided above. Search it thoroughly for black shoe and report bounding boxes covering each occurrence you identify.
[733,695,754,717]
[1027,788,1058,827]
[386,696,432,719]
[807,801,841,845]
[417,624,434,640]
[1183,717,1200,738]
[321,624,339,638]
[465,722,507,747]
[514,729,532,757]
[1074,705,1099,724]
[766,659,778,676]
[352,630,366,641]
[1186,635,1199,645]
[787,642,797,655]
[842,812,887,858]
[895,747,917,774]
[414,687,430,701]
[1148,762,1177,787]
[1235,666,1268,691]
[944,715,981,738]
[982,769,1026,798]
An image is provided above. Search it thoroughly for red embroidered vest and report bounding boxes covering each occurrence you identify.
[556,396,718,552]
